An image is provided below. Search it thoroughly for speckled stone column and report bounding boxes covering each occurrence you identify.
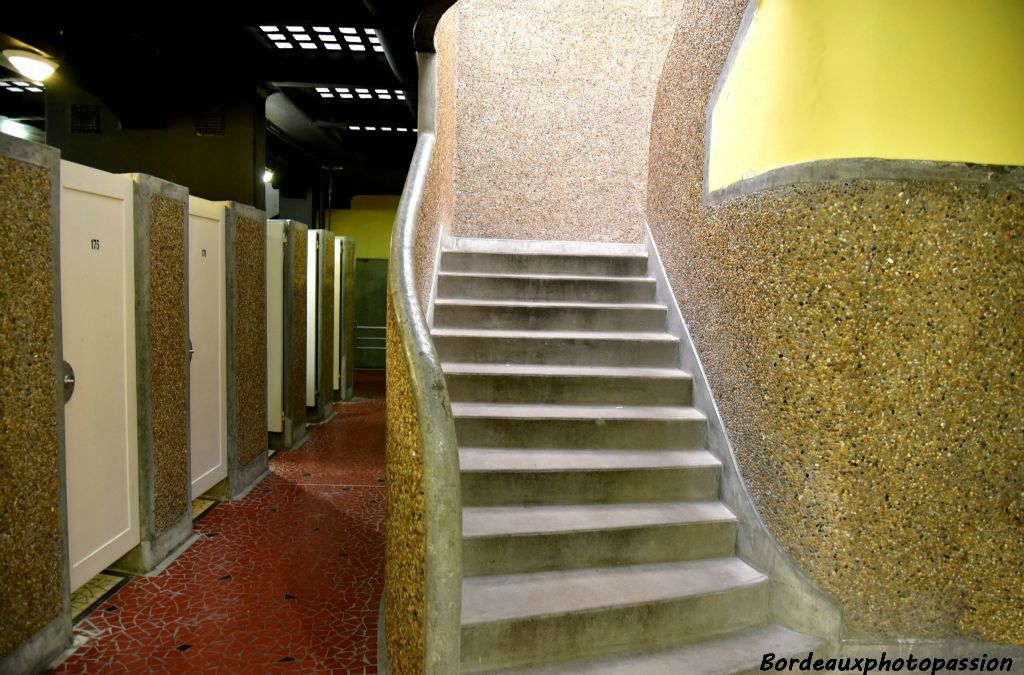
[340,237,356,401]
[225,203,269,497]
[0,137,72,673]
[270,220,308,450]
[116,174,193,573]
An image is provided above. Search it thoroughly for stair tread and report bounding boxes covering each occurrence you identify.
[432,328,677,341]
[443,247,647,260]
[493,624,825,675]
[433,298,666,310]
[451,402,705,421]
[439,271,654,283]
[443,363,689,379]
[464,501,735,538]
[459,448,720,472]
[462,558,766,625]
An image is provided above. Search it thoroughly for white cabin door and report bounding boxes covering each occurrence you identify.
[60,160,140,591]
[187,197,227,496]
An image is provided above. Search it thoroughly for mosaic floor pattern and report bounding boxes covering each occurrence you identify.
[53,372,386,674]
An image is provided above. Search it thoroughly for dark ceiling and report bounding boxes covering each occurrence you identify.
[0,1,449,202]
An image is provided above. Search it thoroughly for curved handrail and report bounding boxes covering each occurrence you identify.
[386,51,462,673]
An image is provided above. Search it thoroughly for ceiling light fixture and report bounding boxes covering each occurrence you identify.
[350,44,366,52]
[397,127,407,132]
[1,118,34,139]
[320,35,337,42]
[294,34,311,41]
[313,26,331,33]
[344,35,362,43]
[373,46,384,52]
[263,169,274,183]
[3,50,58,81]
[300,43,317,50]
[381,127,392,131]
[286,26,304,32]
[260,26,279,32]
[275,43,294,49]
[325,44,341,50]
[365,126,376,131]
[340,94,353,98]
[349,126,360,131]
[340,27,357,34]
[268,34,286,41]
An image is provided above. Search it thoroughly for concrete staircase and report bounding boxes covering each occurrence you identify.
[431,239,824,674]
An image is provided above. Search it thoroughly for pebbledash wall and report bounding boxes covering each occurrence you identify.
[412,0,1024,649]
[647,0,1024,643]
[448,0,684,243]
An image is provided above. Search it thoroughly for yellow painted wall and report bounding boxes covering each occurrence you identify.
[708,0,1024,191]
[329,195,400,259]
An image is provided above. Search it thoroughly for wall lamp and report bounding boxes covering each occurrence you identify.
[3,49,58,81]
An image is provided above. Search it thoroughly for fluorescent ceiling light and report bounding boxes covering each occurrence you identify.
[260,26,279,32]
[14,81,28,86]
[355,88,368,93]
[286,26,304,32]
[375,88,387,93]
[344,35,362,43]
[275,43,293,49]
[350,44,366,52]
[349,126,360,130]
[300,43,317,49]
[336,87,349,93]
[7,87,23,92]
[379,94,391,99]
[294,34,311,41]
[321,92,334,97]
[373,46,384,52]
[358,94,371,99]
[369,36,380,44]
[365,126,376,131]
[268,34,286,41]
[316,87,330,92]
[3,50,58,81]
[381,127,392,131]
[340,27,357,34]
[26,87,42,92]
[320,35,337,42]
[340,93,353,98]
[313,26,331,32]
[263,169,274,183]
[1,118,34,139]
[325,44,342,50]
[364,28,376,34]
[397,127,407,132]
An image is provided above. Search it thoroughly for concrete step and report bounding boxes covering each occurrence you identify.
[492,624,827,675]
[463,501,736,575]
[461,558,770,672]
[437,272,657,303]
[443,363,691,406]
[431,329,680,368]
[432,299,668,332]
[460,447,720,505]
[451,402,706,450]
[440,250,648,277]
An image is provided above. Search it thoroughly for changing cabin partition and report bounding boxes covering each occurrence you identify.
[266,219,308,450]
[305,229,335,423]
[334,236,356,401]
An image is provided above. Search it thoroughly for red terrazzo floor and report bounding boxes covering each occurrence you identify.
[53,371,387,675]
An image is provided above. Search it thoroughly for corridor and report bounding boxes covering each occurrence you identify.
[51,373,387,674]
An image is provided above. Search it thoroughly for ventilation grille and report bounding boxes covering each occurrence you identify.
[70,105,100,134]
[195,107,226,136]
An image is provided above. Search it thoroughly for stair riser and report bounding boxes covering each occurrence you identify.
[437,276,657,303]
[433,304,667,332]
[461,581,769,672]
[441,251,649,277]
[433,336,679,368]
[464,521,737,575]
[446,373,691,406]
[461,466,719,506]
[454,418,706,450]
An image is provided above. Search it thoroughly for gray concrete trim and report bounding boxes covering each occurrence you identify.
[223,202,270,499]
[113,509,193,574]
[449,236,647,257]
[387,51,463,674]
[127,173,193,554]
[701,0,758,205]
[3,614,71,675]
[643,223,843,648]
[377,597,391,675]
[706,157,1024,205]
[0,136,72,675]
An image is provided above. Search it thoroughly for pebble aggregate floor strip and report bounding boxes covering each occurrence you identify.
[53,372,387,674]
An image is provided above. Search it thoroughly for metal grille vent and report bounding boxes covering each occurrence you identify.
[195,107,225,136]
[70,105,100,134]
